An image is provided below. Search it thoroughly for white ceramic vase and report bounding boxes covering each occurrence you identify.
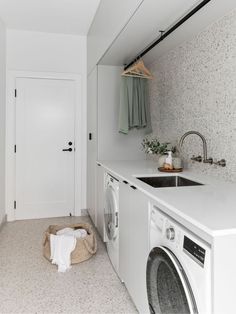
[173,157,182,169]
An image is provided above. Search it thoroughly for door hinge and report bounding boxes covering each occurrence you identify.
[14,200,16,209]
[14,145,16,153]
[14,89,17,98]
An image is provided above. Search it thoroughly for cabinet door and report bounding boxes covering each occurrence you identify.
[119,181,131,283]
[119,183,149,313]
[87,67,97,225]
[96,164,105,239]
[127,188,149,313]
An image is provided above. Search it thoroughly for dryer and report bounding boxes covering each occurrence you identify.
[104,173,120,277]
[147,206,211,314]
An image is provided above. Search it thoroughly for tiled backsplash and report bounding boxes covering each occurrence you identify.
[148,9,236,182]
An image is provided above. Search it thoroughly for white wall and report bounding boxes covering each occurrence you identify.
[0,18,6,225]
[7,29,87,74]
[87,0,143,74]
[6,30,87,218]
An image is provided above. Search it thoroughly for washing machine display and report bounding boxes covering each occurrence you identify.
[183,236,206,267]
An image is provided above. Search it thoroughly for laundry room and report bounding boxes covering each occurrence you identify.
[0,0,236,313]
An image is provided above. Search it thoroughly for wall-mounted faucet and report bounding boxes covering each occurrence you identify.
[179,131,213,164]
[179,131,226,167]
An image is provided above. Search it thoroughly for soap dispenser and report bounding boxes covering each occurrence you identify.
[164,151,173,170]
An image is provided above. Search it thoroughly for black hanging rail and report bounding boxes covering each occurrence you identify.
[124,0,211,70]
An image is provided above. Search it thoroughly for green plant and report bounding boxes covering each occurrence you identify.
[141,138,176,155]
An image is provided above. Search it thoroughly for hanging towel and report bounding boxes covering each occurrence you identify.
[50,234,76,272]
[119,76,152,134]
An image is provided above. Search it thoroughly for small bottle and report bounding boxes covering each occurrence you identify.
[164,151,173,170]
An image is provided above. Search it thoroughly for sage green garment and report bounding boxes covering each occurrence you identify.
[119,76,152,134]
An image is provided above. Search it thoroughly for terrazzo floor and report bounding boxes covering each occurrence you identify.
[0,216,137,314]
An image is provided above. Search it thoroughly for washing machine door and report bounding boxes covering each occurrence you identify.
[104,185,118,241]
[146,246,198,314]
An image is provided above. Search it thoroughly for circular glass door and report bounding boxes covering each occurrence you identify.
[104,185,118,240]
[146,246,198,314]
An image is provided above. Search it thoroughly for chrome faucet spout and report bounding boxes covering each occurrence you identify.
[179,131,212,164]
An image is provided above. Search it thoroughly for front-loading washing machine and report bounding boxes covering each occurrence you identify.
[147,206,211,314]
[104,173,120,277]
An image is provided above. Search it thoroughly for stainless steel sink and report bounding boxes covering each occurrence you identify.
[136,176,203,188]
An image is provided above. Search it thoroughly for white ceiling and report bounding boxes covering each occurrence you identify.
[0,0,101,35]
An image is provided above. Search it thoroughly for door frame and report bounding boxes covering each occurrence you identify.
[6,71,86,221]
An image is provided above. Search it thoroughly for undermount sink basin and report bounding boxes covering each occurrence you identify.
[136,176,203,188]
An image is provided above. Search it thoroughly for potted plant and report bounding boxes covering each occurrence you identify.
[141,138,177,168]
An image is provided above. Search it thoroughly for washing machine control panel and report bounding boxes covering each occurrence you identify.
[183,236,206,266]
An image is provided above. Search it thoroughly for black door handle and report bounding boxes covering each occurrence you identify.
[62,148,72,152]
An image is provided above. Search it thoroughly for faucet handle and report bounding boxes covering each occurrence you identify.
[191,155,202,162]
[213,159,226,167]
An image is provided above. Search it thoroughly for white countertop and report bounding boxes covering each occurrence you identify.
[98,159,236,242]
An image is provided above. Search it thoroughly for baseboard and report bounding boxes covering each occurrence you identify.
[0,214,7,232]
[80,208,88,216]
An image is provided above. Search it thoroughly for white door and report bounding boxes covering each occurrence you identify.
[15,77,75,220]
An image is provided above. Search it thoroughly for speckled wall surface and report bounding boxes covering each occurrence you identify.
[148,9,236,182]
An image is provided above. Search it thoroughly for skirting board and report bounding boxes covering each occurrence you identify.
[80,209,88,216]
[0,214,7,232]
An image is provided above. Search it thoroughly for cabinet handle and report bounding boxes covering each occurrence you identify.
[123,180,128,184]
[89,133,92,140]
[130,185,137,190]
[97,163,101,167]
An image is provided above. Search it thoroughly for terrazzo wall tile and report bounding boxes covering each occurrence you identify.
[148,9,236,182]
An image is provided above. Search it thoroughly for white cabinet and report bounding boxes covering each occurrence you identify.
[119,181,149,313]
[119,181,131,281]
[87,0,143,74]
[87,67,97,225]
[96,163,105,240]
[87,65,145,225]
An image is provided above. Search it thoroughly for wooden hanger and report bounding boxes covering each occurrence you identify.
[122,59,153,79]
